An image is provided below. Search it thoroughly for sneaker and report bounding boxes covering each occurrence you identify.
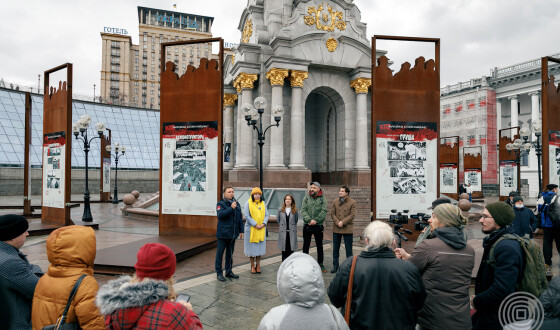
[320,264,327,273]
[545,264,553,276]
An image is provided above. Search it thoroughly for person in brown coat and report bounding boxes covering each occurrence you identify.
[32,226,105,329]
[395,203,475,330]
[330,185,356,273]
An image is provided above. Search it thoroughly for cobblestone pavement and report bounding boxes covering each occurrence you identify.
[2,194,558,329]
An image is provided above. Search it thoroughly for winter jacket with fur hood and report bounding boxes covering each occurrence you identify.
[31,225,105,330]
[96,276,202,329]
[258,253,348,330]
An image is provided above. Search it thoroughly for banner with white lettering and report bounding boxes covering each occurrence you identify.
[499,160,518,196]
[376,121,437,218]
[440,163,457,194]
[42,132,66,208]
[161,121,218,215]
[103,157,111,193]
[549,130,560,188]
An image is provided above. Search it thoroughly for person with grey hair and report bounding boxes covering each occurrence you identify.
[328,221,426,330]
[395,203,475,330]
[258,253,348,330]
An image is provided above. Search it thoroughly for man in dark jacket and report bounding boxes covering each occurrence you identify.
[505,191,519,206]
[537,184,560,275]
[328,221,426,330]
[0,214,43,330]
[539,276,560,330]
[215,186,244,282]
[511,195,538,238]
[395,204,475,330]
[471,202,525,330]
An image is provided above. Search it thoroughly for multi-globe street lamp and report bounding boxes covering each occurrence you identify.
[242,96,284,192]
[506,120,543,197]
[72,114,106,222]
[105,143,126,204]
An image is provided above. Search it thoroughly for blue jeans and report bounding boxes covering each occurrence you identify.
[215,238,235,275]
[332,233,353,267]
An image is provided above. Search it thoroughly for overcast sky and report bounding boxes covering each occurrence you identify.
[0,0,558,96]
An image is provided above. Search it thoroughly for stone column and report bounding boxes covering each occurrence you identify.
[496,98,502,133]
[529,91,540,139]
[350,78,371,169]
[266,68,289,168]
[233,73,258,168]
[223,93,237,170]
[289,70,308,169]
[509,95,519,138]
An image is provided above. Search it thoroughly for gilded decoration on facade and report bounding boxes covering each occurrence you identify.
[242,18,253,43]
[266,68,289,86]
[290,70,309,87]
[223,94,238,108]
[326,38,338,52]
[303,3,346,32]
[350,78,371,93]
[231,55,235,64]
[234,73,258,92]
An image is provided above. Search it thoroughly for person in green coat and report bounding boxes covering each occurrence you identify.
[301,182,328,272]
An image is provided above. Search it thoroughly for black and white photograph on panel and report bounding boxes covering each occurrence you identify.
[387,141,427,161]
[467,171,479,186]
[172,150,207,192]
[442,167,454,186]
[393,177,426,194]
[389,160,425,177]
[502,167,514,188]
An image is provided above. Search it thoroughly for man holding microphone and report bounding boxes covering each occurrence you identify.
[215,186,244,282]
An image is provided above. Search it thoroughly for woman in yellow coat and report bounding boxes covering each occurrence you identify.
[244,187,269,274]
[32,225,105,329]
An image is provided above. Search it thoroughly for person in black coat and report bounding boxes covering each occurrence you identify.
[471,202,525,330]
[328,221,426,330]
[511,196,538,238]
[539,276,560,330]
[215,186,244,282]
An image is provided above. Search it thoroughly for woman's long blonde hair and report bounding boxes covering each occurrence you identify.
[281,194,297,214]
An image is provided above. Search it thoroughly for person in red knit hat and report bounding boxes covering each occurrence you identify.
[96,243,203,329]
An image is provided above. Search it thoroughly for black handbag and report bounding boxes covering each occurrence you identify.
[42,274,87,330]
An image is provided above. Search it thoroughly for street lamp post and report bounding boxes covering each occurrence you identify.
[72,115,106,222]
[106,143,126,204]
[506,120,543,198]
[242,97,284,191]
[93,84,96,103]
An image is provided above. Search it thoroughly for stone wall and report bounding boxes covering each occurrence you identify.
[0,167,159,196]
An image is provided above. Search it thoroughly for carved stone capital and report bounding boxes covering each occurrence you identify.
[233,73,258,92]
[350,78,371,94]
[223,93,238,108]
[508,95,518,100]
[266,68,289,86]
[290,70,308,87]
[528,91,540,97]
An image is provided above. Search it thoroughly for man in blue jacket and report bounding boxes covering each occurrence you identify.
[511,195,538,238]
[538,184,560,276]
[215,186,244,282]
[471,202,524,330]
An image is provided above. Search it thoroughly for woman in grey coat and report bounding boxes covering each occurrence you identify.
[258,253,348,330]
[277,194,298,261]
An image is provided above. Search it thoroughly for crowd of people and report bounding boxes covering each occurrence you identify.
[1,181,559,329]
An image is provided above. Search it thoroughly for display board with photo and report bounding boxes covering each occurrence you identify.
[376,121,437,218]
[499,160,518,196]
[549,131,560,187]
[161,121,218,215]
[440,163,457,194]
[103,157,111,193]
[42,132,66,208]
[464,168,482,192]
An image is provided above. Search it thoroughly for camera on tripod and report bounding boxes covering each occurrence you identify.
[410,213,431,231]
[389,209,409,224]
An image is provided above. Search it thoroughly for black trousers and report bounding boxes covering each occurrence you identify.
[215,238,235,275]
[543,226,560,265]
[282,231,293,261]
[303,225,323,265]
[332,233,353,266]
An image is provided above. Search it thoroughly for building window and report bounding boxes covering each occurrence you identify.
[111,41,120,48]
[151,67,155,73]
[189,58,194,65]
[151,60,155,66]
[134,73,139,79]
[135,58,139,64]
[182,49,186,54]
[133,96,138,102]
[111,49,120,56]
[135,88,138,94]
[151,90,154,95]
[143,59,147,66]
[152,37,155,43]
[190,49,194,55]
[142,74,147,80]
[521,153,529,166]
[110,65,119,72]
[143,34,147,43]
[151,52,155,59]
[151,82,155,87]
[134,81,139,86]
[135,50,139,56]
[174,55,178,61]
[143,44,147,49]
[134,66,139,71]
[110,57,120,64]
[110,74,119,80]
[142,82,147,88]
[151,45,155,50]
[205,51,208,58]
[151,75,155,80]
[175,48,179,53]
[111,81,119,88]
[182,64,186,69]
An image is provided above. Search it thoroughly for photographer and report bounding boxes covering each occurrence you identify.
[416,198,452,246]
[395,204,475,330]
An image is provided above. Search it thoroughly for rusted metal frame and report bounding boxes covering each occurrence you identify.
[23,93,33,215]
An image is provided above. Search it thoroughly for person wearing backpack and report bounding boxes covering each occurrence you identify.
[537,184,560,275]
[471,202,525,330]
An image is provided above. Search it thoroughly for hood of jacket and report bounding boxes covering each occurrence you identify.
[277,253,325,308]
[46,225,96,277]
[96,276,169,315]
[432,226,467,249]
